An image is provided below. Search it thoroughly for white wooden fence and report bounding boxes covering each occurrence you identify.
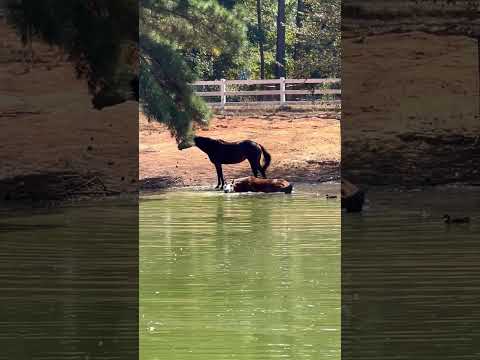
[192,77,341,108]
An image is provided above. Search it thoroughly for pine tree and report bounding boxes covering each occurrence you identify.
[256,0,266,79]
[6,0,138,107]
[293,0,305,62]
[292,0,341,78]
[6,1,245,143]
[275,0,286,78]
[139,0,245,142]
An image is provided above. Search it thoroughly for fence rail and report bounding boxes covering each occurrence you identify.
[192,77,341,108]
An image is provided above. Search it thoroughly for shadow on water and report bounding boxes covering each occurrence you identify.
[342,187,480,360]
[140,184,340,360]
[0,199,138,360]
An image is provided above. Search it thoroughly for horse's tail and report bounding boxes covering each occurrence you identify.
[259,144,271,173]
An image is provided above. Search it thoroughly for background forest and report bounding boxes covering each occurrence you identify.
[140,0,340,141]
[182,0,341,80]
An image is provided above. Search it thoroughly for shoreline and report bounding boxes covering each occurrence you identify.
[140,112,341,187]
[140,178,341,195]
[139,167,341,192]
[2,179,478,208]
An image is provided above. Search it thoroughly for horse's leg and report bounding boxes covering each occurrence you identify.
[214,163,222,188]
[249,150,264,177]
[248,159,259,177]
[259,165,266,178]
[217,164,225,188]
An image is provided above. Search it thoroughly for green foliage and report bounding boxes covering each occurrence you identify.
[140,0,245,141]
[292,0,341,78]
[139,35,210,142]
[191,0,341,80]
[6,0,138,104]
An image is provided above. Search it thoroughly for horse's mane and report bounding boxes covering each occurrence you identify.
[195,136,236,146]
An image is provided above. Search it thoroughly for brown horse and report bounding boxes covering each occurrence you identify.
[193,136,271,188]
[224,176,293,194]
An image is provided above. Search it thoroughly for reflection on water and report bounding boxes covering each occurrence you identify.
[0,200,138,360]
[140,184,340,360]
[342,187,480,360]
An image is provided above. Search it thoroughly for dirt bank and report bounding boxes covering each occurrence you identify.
[140,111,340,189]
[0,23,137,201]
[342,32,480,186]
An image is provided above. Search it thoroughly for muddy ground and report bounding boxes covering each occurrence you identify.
[342,32,480,186]
[140,111,340,189]
[0,23,137,200]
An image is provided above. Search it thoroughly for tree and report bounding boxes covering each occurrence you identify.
[140,0,245,142]
[293,0,305,61]
[292,0,341,78]
[6,0,138,107]
[256,0,266,79]
[149,0,341,82]
[6,0,35,69]
[6,0,245,142]
[275,0,286,78]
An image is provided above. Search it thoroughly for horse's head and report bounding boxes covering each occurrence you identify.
[178,136,195,150]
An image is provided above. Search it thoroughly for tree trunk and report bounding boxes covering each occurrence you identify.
[275,0,286,78]
[28,24,33,67]
[256,0,265,79]
[23,24,33,72]
[293,0,305,61]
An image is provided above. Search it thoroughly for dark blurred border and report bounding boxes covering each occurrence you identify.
[0,1,139,359]
[342,1,480,359]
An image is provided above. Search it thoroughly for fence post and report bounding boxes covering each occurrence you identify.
[220,79,226,107]
[280,77,286,105]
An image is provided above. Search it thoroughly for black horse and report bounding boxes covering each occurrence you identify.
[193,136,271,188]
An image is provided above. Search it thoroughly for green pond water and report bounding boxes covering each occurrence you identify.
[140,184,341,360]
[0,199,138,359]
[342,186,480,359]
[1,185,479,359]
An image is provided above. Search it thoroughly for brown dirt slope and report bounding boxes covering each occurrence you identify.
[0,23,137,199]
[342,32,480,186]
